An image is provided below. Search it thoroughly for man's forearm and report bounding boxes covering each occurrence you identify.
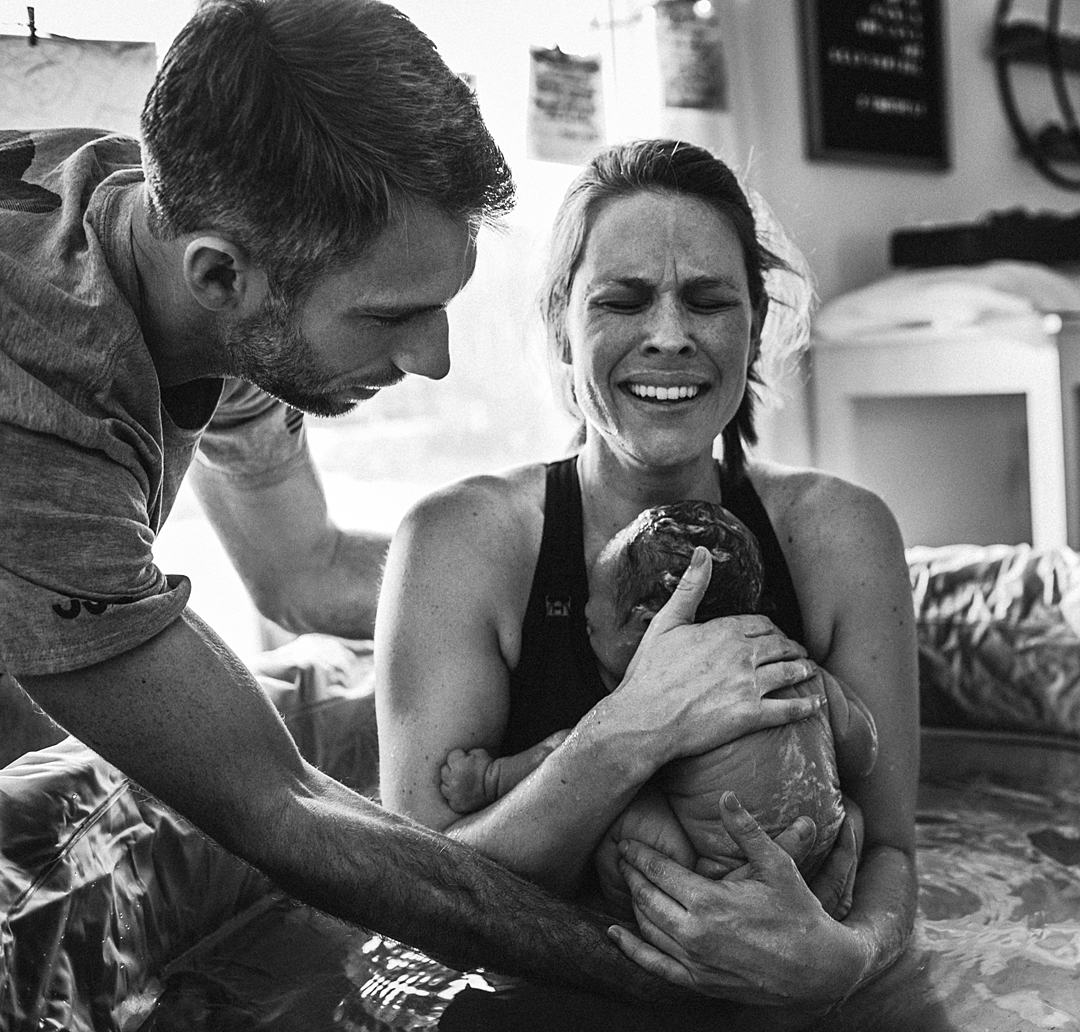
[269,527,388,639]
[18,611,683,1003]
[269,767,690,1000]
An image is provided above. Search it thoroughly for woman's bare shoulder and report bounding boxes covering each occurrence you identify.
[392,462,548,577]
[748,460,908,651]
[402,462,542,525]
[383,462,549,670]
[747,458,902,560]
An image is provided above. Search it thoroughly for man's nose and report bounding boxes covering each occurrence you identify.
[395,310,451,380]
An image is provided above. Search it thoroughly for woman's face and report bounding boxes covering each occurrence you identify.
[564,190,759,468]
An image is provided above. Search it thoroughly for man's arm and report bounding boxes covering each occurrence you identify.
[16,609,681,1000]
[189,451,388,640]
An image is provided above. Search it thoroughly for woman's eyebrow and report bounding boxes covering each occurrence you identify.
[588,273,741,290]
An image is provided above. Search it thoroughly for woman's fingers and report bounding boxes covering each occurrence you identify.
[757,657,816,693]
[757,687,825,727]
[641,546,711,636]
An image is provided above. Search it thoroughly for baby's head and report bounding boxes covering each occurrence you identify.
[585,500,765,686]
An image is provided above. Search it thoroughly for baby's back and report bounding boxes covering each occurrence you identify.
[657,677,843,878]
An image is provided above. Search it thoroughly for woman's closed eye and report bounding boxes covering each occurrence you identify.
[683,289,739,313]
[593,291,648,314]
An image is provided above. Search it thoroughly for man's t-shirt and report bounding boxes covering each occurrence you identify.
[0,128,306,678]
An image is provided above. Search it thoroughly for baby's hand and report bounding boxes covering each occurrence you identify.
[818,668,878,781]
[440,747,495,813]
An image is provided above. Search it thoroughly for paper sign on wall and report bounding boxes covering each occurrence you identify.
[527,45,604,165]
[0,35,157,139]
[655,0,728,110]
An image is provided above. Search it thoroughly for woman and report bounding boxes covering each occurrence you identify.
[375,139,918,1009]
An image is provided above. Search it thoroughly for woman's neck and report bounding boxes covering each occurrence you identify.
[576,437,723,559]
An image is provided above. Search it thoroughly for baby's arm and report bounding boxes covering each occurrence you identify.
[817,667,878,782]
[440,729,571,814]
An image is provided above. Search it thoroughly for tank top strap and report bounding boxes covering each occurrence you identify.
[537,455,587,595]
[504,456,605,754]
[718,465,806,644]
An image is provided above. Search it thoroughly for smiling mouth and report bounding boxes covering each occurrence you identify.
[625,383,703,402]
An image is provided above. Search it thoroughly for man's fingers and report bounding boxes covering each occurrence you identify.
[717,791,799,871]
[644,546,711,633]
[616,839,701,912]
[771,816,818,866]
[606,923,694,987]
[694,854,743,879]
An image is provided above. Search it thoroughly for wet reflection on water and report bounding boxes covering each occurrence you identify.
[138,730,1080,1032]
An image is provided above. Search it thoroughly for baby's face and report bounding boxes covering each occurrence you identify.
[585,541,645,688]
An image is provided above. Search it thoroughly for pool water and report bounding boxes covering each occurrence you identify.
[130,729,1080,1030]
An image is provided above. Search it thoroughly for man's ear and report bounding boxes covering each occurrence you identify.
[182,235,266,313]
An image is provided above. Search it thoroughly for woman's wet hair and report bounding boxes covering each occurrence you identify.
[539,139,806,478]
[609,500,764,625]
[140,0,514,300]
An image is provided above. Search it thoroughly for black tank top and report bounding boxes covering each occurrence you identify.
[502,456,805,755]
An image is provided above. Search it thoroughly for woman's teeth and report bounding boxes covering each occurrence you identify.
[627,384,700,401]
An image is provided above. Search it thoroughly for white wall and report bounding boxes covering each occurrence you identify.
[12,1,1073,646]
[729,0,1079,304]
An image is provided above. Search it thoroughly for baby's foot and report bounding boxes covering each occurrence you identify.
[440,747,495,813]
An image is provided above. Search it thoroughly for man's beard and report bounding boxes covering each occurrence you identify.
[222,291,357,419]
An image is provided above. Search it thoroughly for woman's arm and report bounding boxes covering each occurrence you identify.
[608,469,919,1005]
[376,474,825,895]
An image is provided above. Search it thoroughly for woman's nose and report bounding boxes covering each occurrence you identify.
[641,298,696,355]
[395,310,451,381]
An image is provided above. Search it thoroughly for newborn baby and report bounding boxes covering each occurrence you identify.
[440,500,877,906]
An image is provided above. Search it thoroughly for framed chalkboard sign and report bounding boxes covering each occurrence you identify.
[799,0,950,170]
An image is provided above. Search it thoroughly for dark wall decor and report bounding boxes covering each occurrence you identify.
[799,0,950,170]
[993,0,1080,191]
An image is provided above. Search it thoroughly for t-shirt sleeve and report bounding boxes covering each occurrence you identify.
[194,378,309,486]
[0,419,191,678]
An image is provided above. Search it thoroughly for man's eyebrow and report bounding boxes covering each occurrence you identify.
[351,300,449,319]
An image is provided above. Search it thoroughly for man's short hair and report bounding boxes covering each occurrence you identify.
[141,0,514,291]
[612,500,764,624]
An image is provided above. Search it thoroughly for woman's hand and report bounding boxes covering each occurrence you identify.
[607,792,871,1008]
[608,547,826,766]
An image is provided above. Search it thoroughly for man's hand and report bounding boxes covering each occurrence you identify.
[248,633,370,693]
[607,792,871,1008]
[596,786,696,920]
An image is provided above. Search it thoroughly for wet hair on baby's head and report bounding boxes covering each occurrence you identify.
[610,500,764,625]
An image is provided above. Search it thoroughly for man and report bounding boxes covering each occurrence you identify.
[0,0,842,1009]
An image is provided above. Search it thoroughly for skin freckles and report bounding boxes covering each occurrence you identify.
[563,191,759,473]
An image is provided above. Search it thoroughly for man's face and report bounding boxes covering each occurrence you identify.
[224,203,477,418]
